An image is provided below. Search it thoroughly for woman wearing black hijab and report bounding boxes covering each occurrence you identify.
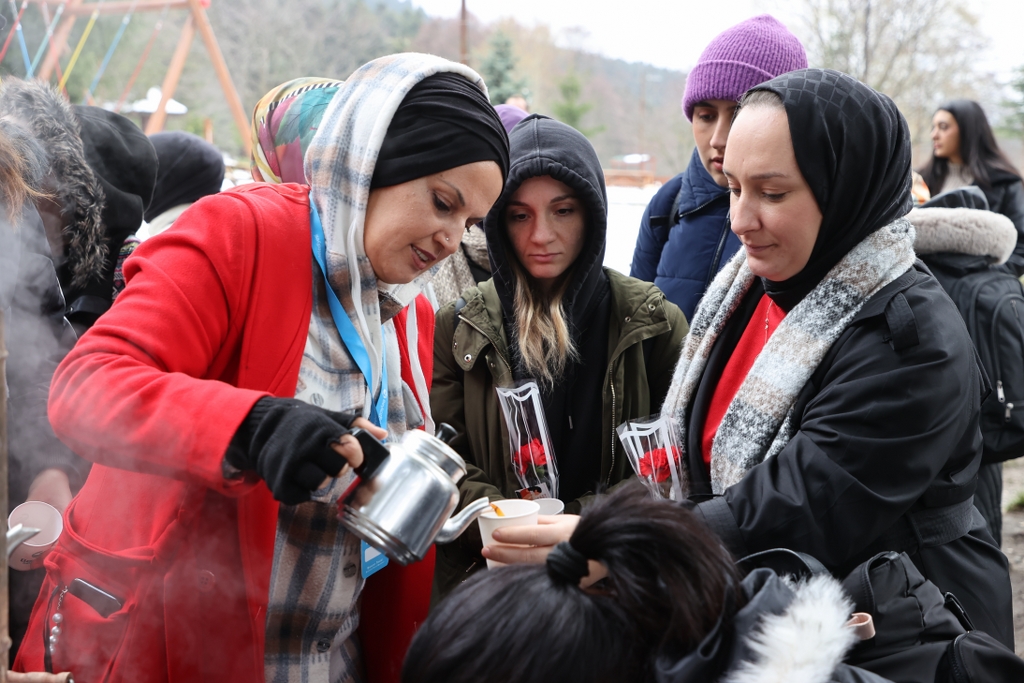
[16,54,508,682]
[488,70,1013,649]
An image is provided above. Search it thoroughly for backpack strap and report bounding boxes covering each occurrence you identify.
[884,292,920,351]
[647,174,685,231]
[737,548,830,580]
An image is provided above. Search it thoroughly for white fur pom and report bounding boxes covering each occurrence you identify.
[722,575,858,683]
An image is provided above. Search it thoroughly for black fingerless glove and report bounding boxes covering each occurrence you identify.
[226,397,359,505]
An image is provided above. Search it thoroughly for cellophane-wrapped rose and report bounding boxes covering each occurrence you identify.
[616,414,683,500]
[495,381,558,499]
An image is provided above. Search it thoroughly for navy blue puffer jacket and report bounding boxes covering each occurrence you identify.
[630,148,739,320]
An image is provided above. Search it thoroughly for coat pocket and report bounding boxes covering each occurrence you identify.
[43,549,138,683]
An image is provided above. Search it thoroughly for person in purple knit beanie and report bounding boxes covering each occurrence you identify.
[630,15,807,321]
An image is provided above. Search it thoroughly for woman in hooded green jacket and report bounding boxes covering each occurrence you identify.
[430,115,688,600]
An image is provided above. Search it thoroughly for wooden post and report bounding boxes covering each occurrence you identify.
[459,0,467,66]
[188,0,250,156]
[144,12,194,135]
[37,0,82,81]
[0,310,9,683]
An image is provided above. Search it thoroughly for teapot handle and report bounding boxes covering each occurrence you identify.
[350,428,390,479]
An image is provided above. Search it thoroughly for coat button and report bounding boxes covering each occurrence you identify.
[624,316,631,322]
[453,340,458,349]
[648,303,655,311]
[464,354,472,362]
[316,637,332,653]
[197,570,216,593]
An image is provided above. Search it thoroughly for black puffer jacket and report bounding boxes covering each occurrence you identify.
[979,170,1024,276]
[689,264,1015,650]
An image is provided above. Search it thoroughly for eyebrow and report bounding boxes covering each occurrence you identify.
[440,179,466,207]
[721,170,790,181]
[506,193,577,208]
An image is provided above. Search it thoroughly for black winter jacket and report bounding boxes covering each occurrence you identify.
[1,206,86,504]
[688,265,1015,649]
[980,171,1024,277]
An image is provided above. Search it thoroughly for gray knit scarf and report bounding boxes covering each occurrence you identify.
[661,219,917,496]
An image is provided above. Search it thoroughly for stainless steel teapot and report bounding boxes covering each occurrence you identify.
[338,425,491,565]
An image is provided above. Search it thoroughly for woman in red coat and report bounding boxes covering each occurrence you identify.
[15,53,508,683]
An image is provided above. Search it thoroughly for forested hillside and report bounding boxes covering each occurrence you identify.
[0,0,693,174]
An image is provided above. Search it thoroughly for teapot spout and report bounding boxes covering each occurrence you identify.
[6,524,40,561]
[435,497,491,545]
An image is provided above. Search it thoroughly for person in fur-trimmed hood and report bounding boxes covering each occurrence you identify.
[486,70,1015,650]
[0,80,159,333]
[907,188,1019,548]
[0,80,105,313]
[406,483,892,683]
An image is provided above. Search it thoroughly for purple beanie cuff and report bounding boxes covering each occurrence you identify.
[683,60,778,121]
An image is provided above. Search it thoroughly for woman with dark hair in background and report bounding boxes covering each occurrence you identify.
[919,99,1024,275]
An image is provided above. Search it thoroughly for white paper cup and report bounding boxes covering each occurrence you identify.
[534,498,564,515]
[478,499,539,569]
[8,501,63,571]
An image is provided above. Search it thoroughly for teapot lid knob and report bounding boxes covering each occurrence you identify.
[434,423,458,444]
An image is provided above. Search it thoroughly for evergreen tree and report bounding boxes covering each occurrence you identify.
[1005,65,1024,137]
[552,73,602,137]
[479,31,526,105]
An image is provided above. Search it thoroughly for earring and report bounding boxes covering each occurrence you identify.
[445,235,450,242]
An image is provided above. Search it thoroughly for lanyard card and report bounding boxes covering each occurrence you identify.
[361,540,389,578]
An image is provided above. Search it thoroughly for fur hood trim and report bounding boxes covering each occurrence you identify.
[723,575,858,683]
[0,79,106,289]
[909,207,1016,264]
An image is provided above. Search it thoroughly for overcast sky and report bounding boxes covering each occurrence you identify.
[410,0,1024,81]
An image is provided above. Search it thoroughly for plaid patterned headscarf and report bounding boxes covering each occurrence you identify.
[304,53,494,408]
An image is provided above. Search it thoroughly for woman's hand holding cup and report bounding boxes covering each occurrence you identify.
[483,513,607,587]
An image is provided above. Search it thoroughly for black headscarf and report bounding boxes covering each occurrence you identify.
[372,72,509,189]
[74,105,158,235]
[747,69,913,310]
[146,131,225,221]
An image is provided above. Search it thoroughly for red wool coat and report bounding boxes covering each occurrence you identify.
[15,183,434,683]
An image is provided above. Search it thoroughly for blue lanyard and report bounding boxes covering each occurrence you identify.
[309,198,388,428]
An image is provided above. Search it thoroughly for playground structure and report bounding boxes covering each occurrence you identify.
[0,0,251,155]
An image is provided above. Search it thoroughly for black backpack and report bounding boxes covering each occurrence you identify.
[946,269,1024,463]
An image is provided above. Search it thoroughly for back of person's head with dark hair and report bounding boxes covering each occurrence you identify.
[402,483,740,683]
[146,131,225,222]
[920,99,1021,194]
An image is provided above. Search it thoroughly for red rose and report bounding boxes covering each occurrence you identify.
[638,446,679,483]
[514,438,548,476]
